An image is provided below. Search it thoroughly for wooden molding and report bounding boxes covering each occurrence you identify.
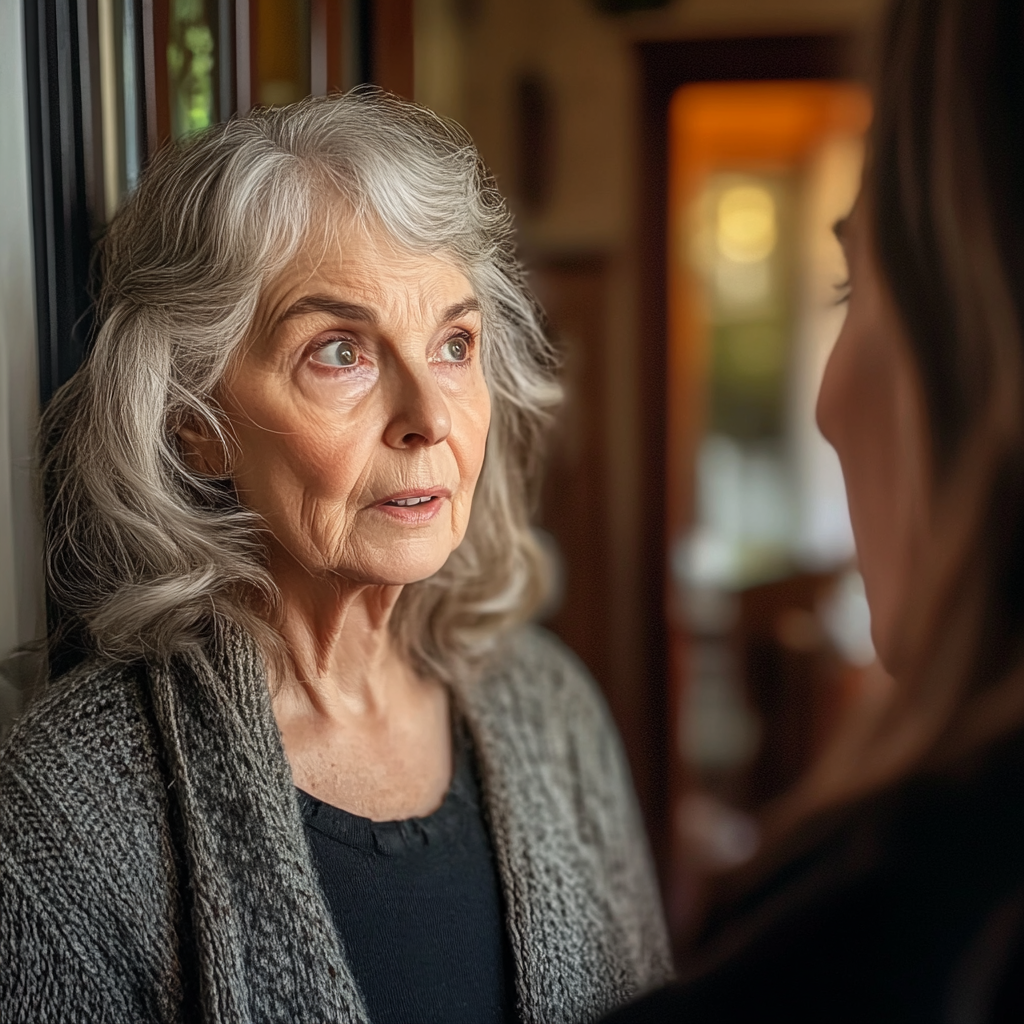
[372,0,412,98]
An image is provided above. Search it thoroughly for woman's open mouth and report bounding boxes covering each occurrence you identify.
[373,489,450,522]
[384,495,437,507]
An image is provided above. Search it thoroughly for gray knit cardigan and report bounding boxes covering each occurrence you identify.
[0,622,672,1023]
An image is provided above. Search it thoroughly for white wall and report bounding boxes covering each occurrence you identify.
[0,1,44,664]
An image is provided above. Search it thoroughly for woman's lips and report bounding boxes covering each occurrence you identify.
[371,489,451,523]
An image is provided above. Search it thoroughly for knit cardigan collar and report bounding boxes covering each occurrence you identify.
[147,621,644,1024]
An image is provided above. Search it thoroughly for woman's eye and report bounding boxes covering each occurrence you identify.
[440,336,470,363]
[833,278,853,306]
[312,339,358,367]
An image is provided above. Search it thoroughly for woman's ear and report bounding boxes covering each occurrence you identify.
[177,419,229,477]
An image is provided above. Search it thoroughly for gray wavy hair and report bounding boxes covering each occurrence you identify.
[41,88,560,683]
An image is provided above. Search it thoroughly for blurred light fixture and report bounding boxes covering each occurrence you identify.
[716,185,777,263]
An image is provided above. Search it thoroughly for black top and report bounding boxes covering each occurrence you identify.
[297,720,515,1024]
[604,731,1024,1024]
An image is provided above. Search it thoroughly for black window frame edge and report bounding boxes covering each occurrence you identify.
[24,0,102,407]
[23,0,148,673]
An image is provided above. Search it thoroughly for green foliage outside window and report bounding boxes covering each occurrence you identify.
[168,0,217,138]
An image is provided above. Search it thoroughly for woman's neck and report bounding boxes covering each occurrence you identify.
[266,561,453,818]
[269,559,409,717]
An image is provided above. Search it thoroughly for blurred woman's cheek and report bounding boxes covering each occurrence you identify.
[816,216,929,670]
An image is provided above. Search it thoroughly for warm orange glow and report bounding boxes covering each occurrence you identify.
[670,81,872,184]
[256,0,311,106]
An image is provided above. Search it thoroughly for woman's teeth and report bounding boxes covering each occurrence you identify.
[387,496,435,506]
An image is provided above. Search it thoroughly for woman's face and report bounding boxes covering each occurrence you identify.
[817,200,931,671]
[218,219,491,588]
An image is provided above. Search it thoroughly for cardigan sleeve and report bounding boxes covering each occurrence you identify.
[538,631,675,990]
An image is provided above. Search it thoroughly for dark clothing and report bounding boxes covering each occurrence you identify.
[297,722,514,1024]
[606,732,1024,1023]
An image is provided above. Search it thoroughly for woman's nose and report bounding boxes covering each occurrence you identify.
[382,364,452,449]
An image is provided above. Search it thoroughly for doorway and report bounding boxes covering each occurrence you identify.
[635,36,869,943]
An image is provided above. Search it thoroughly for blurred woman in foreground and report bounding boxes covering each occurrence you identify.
[608,0,1024,1019]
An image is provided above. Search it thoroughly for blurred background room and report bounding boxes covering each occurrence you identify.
[2,0,886,959]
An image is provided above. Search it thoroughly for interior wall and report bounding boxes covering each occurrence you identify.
[0,2,44,658]
[417,0,884,247]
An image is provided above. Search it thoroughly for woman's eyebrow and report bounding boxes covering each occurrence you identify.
[438,299,481,324]
[277,297,479,327]
[279,295,379,324]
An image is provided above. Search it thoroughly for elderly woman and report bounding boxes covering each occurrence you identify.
[0,91,670,1023]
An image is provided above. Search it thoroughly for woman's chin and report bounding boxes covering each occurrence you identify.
[331,541,456,588]
[377,563,448,587]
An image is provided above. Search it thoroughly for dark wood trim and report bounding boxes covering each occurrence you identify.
[634,34,861,883]
[371,0,412,97]
[531,249,613,705]
[140,0,171,153]
[24,0,99,406]
[235,0,252,115]
[217,0,237,117]
[311,0,328,95]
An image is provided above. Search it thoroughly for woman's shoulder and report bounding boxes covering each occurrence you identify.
[468,626,674,994]
[471,625,624,759]
[478,624,609,719]
[469,624,636,822]
[0,657,166,844]
[614,734,1024,1023]
[1,656,149,768]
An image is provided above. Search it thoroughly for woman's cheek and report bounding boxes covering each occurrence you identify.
[465,400,491,487]
[448,412,489,542]
[297,363,379,408]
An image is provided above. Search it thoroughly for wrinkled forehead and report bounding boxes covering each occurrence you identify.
[249,203,477,337]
